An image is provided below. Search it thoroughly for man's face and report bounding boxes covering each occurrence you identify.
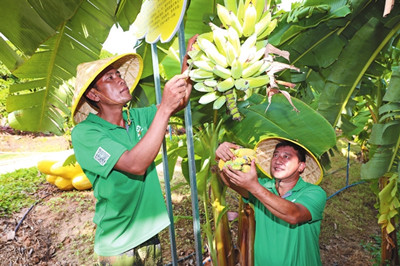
[270,145,305,181]
[93,67,132,105]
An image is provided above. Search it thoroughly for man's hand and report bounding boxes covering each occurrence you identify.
[215,142,241,162]
[159,74,190,115]
[222,160,259,192]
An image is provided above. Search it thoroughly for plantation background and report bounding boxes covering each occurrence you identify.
[0,132,380,265]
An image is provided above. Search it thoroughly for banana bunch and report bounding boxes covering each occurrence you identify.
[38,159,92,191]
[218,148,257,173]
[187,0,279,121]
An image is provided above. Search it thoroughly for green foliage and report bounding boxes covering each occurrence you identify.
[0,167,45,216]
[0,61,17,119]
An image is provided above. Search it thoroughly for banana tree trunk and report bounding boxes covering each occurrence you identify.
[381,222,399,265]
[379,177,399,265]
[237,199,255,266]
[210,167,235,266]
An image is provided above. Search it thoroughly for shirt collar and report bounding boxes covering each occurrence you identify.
[264,176,308,193]
[86,112,127,130]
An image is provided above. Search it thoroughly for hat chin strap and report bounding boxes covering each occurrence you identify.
[94,90,132,126]
[94,90,124,105]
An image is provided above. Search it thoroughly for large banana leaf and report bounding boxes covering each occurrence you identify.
[0,0,83,62]
[223,93,336,159]
[272,0,400,128]
[1,0,150,134]
[4,0,118,134]
[361,67,400,179]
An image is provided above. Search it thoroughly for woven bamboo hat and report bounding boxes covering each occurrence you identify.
[71,53,143,124]
[255,136,323,184]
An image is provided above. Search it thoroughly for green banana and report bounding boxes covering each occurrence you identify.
[204,79,218,87]
[188,50,203,61]
[248,46,266,64]
[238,33,257,63]
[230,11,243,37]
[210,22,228,56]
[242,1,257,37]
[193,60,215,72]
[226,41,237,66]
[242,60,264,78]
[197,38,228,67]
[199,91,219,104]
[213,95,227,110]
[231,58,243,79]
[213,65,232,79]
[255,12,272,37]
[235,78,250,91]
[254,0,266,22]
[217,77,235,92]
[217,4,232,28]
[194,82,215,93]
[189,69,214,79]
[253,59,272,76]
[257,18,277,40]
[237,0,245,23]
[246,75,270,88]
[227,26,241,55]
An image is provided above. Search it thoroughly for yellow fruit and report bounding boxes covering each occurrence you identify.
[54,176,74,191]
[45,174,57,184]
[233,148,256,158]
[37,160,58,175]
[219,148,257,172]
[242,165,251,173]
[218,159,226,170]
[50,161,84,179]
[72,174,92,191]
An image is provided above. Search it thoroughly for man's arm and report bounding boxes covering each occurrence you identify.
[114,74,189,175]
[222,161,312,225]
[114,36,199,175]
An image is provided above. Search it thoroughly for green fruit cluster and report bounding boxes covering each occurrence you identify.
[187,0,278,121]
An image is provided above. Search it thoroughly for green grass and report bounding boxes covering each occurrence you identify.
[0,167,45,216]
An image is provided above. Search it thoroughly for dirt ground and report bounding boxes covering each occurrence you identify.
[0,132,380,265]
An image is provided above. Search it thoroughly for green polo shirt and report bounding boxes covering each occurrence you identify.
[71,105,170,256]
[247,177,326,266]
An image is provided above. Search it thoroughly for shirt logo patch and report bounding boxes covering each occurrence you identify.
[94,147,110,166]
[136,125,143,140]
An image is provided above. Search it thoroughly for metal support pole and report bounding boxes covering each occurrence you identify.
[346,143,350,187]
[151,43,178,266]
[178,23,203,265]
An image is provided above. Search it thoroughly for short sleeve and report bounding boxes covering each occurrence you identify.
[71,125,127,178]
[296,186,327,221]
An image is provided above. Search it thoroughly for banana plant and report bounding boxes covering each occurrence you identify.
[0,0,143,134]
[360,66,400,263]
[269,0,400,262]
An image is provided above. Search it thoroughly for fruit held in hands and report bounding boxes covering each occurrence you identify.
[218,148,257,172]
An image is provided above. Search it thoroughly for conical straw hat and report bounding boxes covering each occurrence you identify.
[255,136,323,184]
[71,53,143,124]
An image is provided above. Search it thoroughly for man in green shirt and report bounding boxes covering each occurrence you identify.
[70,36,195,265]
[216,137,326,265]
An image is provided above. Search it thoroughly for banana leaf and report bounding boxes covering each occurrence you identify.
[361,67,400,179]
[272,0,400,129]
[223,93,336,159]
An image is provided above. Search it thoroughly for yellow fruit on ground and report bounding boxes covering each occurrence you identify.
[50,161,84,179]
[45,174,57,184]
[54,176,74,191]
[72,174,92,191]
[37,160,58,175]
